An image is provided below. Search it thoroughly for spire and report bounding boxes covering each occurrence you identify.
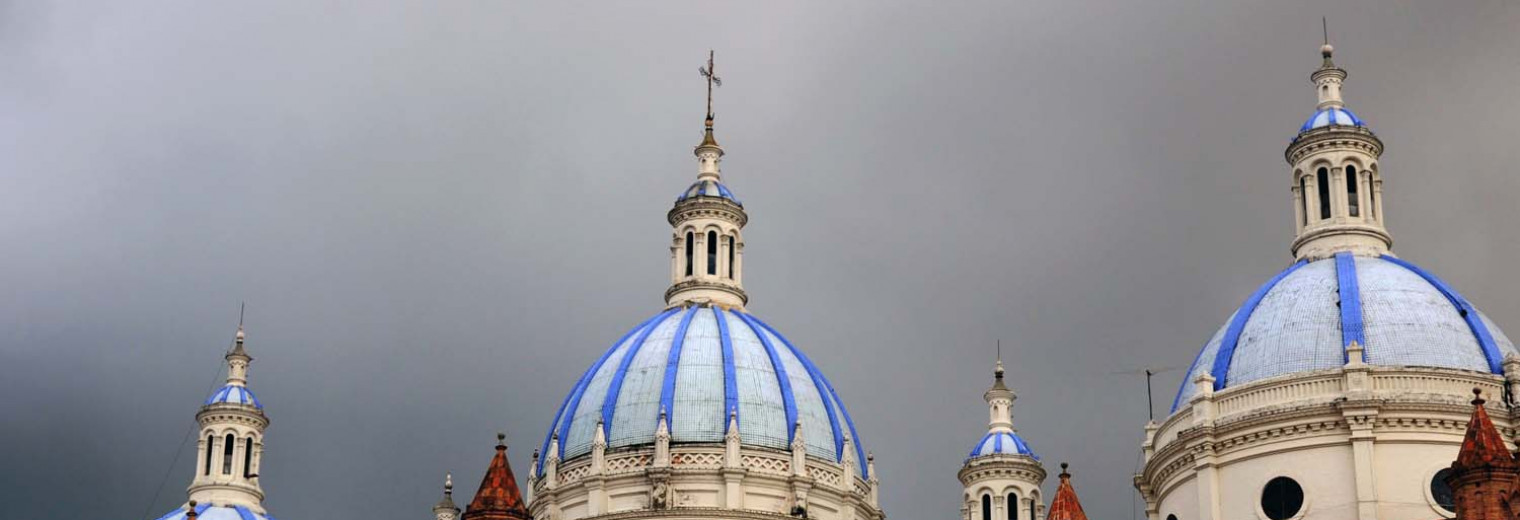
[463,434,530,520]
[226,312,252,386]
[984,351,1015,432]
[666,51,748,309]
[1045,463,1090,520]
[434,472,462,520]
[1453,389,1517,472]
[1311,19,1348,109]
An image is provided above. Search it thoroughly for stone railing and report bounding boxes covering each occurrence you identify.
[1214,372,1344,417]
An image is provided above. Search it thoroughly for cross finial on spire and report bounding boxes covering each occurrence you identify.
[699,50,722,124]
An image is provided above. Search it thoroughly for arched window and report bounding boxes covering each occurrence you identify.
[1167,515,1178,520]
[726,235,735,279]
[684,232,694,277]
[1431,468,1456,513]
[981,495,992,520]
[204,434,214,475]
[706,231,718,276]
[1299,176,1308,226]
[222,433,235,475]
[243,436,255,478]
[1346,165,1359,217]
[1006,493,1018,520]
[1316,167,1331,219]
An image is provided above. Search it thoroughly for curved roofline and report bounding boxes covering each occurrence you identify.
[1171,255,1507,413]
[543,306,869,477]
[966,431,1037,460]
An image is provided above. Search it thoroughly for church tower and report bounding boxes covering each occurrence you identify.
[435,473,463,520]
[1285,35,1389,260]
[958,356,1045,520]
[156,323,279,520]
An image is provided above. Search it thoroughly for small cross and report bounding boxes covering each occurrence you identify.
[699,50,722,121]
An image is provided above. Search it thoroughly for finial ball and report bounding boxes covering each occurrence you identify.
[1472,387,1487,406]
[1321,43,1334,58]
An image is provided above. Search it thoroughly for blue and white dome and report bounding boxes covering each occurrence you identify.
[677,179,741,205]
[967,431,1037,460]
[1299,106,1366,133]
[155,504,276,520]
[1172,253,1516,411]
[205,384,262,409]
[539,305,867,477]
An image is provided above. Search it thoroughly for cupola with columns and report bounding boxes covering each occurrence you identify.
[154,319,279,520]
[1285,31,1389,260]
[959,355,1045,520]
[666,51,748,309]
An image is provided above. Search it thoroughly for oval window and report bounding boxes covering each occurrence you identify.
[1261,477,1304,520]
[1431,468,1455,513]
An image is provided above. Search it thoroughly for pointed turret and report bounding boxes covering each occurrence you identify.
[464,433,530,520]
[1045,463,1090,520]
[1444,389,1520,520]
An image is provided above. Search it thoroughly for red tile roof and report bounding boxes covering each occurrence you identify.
[1046,463,1090,520]
[464,435,531,520]
[1455,389,1518,472]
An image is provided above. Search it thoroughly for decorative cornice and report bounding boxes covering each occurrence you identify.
[1286,126,1383,164]
[668,199,748,228]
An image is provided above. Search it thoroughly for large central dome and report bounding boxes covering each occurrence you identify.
[537,305,867,476]
[1172,253,1516,410]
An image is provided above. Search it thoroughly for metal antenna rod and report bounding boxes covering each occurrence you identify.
[1322,16,1329,46]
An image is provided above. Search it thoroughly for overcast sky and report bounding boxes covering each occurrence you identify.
[3,1,1519,520]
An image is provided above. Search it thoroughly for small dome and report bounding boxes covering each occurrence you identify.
[539,305,867,477]
[967,431,1037,460]
[1299,107,1366,133]
[1172,254,1517,411]
[154,504,273,520]
[677,179,741,206]
[205,384,262,409]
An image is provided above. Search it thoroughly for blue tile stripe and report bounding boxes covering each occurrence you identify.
[1210,259,1309,389]
[714,307,739,431]
[732,311,799,443]
[543,309,672,472]
[1169,336,1214,413]
[993,431,1004,452]
[1335,252,1367,362]
[234,505,260,520]
[601,308,681,440]
[1380,255,1505,373]
[745,313,847,466]
[967,432,1036,459]
[657,307,701,428]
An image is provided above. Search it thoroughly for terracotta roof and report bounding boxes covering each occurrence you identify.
[464,434,530,520]
[1454,389,1518,472]
[1046,463,1090,520]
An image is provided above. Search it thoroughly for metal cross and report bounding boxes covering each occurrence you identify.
[699,50,722,120]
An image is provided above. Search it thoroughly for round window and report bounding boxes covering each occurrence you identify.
[1261,477,1304,520]
[1431,468,1456,513]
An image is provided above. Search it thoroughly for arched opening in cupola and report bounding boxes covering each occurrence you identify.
[684,232,694,277]
[981,495,992,520]
[1006,493,1018,520]
[707,231,718,276]
[1347,164,1360,217]
[222,433,235,475]
[204,434,214,475]
[243,436,255,477]
[1316,167,1331,219]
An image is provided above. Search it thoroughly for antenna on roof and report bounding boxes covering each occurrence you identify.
[1111,364,1185,421]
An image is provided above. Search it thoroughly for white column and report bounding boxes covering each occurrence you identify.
[1304,174,1320,224]
[1358,171,1371,221]
[1291,184,1304,233]
[194,435,208,481]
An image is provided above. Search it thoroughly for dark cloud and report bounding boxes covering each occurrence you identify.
[2,2,1517,519]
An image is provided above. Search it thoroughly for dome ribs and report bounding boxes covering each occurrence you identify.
[656,307,701,432]
[713,307,740,433]
[541,310,671,474]
[1381,255,1505,373]
[1210,259,1309,389]
[732,310,801,443]
[1334,252,1368,362]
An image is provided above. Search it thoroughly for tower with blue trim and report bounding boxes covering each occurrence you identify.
[157,324,279,520]
[526,56,883,520]
[958,357,1045,520]
[1135,36,1520,520]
